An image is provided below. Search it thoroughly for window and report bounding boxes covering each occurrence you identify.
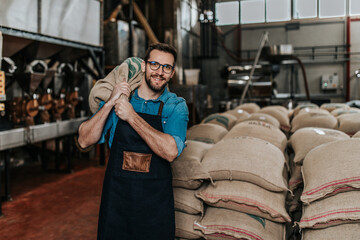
[215,1,239,26]
[240,0,265,24]
[266,0,291,22]
[350,0,360,16]
[319,0,346,18]
[293,0,317,19]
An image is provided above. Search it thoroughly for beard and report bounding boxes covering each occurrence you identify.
[145,70,168,93]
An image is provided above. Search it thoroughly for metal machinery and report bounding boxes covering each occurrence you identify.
[225,64,276,101]
[0,0,104,215]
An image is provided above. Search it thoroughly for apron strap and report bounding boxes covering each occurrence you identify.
[157,101,164,116]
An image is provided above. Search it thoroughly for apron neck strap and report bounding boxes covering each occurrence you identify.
[157,101,164,116]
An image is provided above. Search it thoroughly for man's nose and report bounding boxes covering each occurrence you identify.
[155,67,165,75]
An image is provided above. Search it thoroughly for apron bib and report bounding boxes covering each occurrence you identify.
[97,101,174,240]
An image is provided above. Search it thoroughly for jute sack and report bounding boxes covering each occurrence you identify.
[171,140,213,189]
[353,130,360,138]
[288,127,350,165]
[298,191,360,229]
[287,187,303,213]
[186,123,228,144]
[175,211,203,239]
[223,120,287,152]
[337,113,360,136]
[259,106,291,132]
[177,140,214,162]
[201,113,236,130]
[320,103,350,112]
[220,113,237,130]
[194,207,285,240]
[331,107,360,117]
[174,187,203,215]
[224,108,250,121]
[297,107,329,116]
[292,103,319,117]
[302,223,360,240]
[195,180,291,223]
[301,139,360,204]
[237,113,281,129]
[289,164,303,192]
[235,103,260,114]
[201,137,288,192]
[291,111,337,133]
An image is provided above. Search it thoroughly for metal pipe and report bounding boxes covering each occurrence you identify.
[132,1,159,44]
[346,16,350,101]
[240,32,269,104]
[129,0,134,57]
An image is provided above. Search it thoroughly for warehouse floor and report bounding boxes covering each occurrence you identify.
[0,154,106,240]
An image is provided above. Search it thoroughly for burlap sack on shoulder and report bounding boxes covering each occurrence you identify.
[224,120,287,152]
[237,113,281,129]
[259,106,291,132]
[201,137,288,192]
[235,103,260,114]
[186,123,228,144]
[320,103,349,112]
[175,211,203,239]
[194,207,285,240]
[301,139,360,204]
[299,191,360,229]
[174,187,203,215]
[293,103,319,117]
[172,140,213,189]
[224,109,250,121]
[288,127,350,165]
[337,113,360,136]
[291,111,337,133]
[353,130,360,138]
[88,57,144,113]
[331,107,360,117]
[195,180,290,223]
[302,223,360,240]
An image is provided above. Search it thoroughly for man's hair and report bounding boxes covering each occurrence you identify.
[144,43,177,65]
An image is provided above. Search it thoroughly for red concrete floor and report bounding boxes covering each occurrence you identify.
[0,156,106,240]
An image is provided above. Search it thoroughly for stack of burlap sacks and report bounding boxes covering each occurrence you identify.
[286,103,360,239]
[173,102,360,240]
[173,103,292,240]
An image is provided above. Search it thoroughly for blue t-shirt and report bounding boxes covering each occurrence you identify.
[97,88,189,157]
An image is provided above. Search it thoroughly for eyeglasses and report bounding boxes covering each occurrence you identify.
[146,61,174,74]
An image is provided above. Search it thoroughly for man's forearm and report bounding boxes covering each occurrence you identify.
[78,102,114,148]
[128,113,178,162]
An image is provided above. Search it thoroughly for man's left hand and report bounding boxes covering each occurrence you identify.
[114,98,136,122]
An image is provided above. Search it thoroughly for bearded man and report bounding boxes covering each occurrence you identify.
[78,43,189,240]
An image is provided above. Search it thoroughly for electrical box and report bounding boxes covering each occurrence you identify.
[321,74,339,90]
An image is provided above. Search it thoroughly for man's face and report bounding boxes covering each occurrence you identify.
[143,50,175,93]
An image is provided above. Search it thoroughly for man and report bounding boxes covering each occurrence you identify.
[78,43,189,239]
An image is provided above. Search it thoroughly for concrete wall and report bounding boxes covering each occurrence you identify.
[202,18,360,105]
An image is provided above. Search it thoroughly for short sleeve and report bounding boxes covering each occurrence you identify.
[163,100,189,156]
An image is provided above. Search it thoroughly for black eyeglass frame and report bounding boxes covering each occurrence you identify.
[146,61,175,74]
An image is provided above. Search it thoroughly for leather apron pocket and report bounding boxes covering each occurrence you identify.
[122,151,152,173]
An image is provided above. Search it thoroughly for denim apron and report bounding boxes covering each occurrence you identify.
[97,101,174,240]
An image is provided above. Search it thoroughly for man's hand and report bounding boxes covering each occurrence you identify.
[107,81,131,106]
[114,98,136,122]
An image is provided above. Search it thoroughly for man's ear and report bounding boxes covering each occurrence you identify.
[141,60,146,72]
